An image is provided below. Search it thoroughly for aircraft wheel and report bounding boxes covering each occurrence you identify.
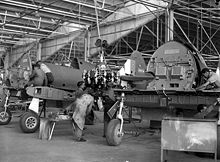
[19,111,40,133]
[0,95,6,107]
[0,109,12,125]
[106,119,123,146]
[217,125,220,159]
[0,87,6,107]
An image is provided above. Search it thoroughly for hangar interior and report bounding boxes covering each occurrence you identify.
[1,1,220,162]
[0,0,220,71]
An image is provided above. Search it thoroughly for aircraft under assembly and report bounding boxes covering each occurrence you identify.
[1,1,220,162]
[0,54,120,134]
[105,41,220,157]
[0,58,96,132]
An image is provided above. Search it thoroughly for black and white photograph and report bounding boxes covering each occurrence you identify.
[0,0,220,161]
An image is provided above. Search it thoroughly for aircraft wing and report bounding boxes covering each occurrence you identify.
[197,88,220,93]
[26,86,76,101]
[120,75,154,82]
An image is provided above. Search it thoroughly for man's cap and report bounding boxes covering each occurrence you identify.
[77,81,85,87]
[36,60,42,64]
[33,63,40,68]
[201,68,210,74]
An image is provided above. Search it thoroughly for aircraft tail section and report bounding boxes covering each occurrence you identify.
[119,51,154,88]
[216,58,220,76]
[123,51,147,77]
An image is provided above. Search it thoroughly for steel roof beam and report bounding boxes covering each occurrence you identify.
[62,0,115,13]
[0,5,95,26]
[0,28,48,38]
[0,35,20,40]
[0,23,65,35]
[0,12,56,25]
[0,0,97,23]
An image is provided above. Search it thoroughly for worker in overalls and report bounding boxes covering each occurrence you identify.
[65,81,94,142]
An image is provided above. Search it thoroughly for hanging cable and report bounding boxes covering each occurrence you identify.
[93,0,106,69]
[93,0,101,39]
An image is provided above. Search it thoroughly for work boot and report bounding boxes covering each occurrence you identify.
[76,138,87,142]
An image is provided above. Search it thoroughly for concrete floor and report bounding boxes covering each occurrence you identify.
[0,113,219,162]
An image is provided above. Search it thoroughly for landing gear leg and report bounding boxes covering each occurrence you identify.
[39,99,46,117]
[0,109,12,125]
[0,89,12,125]
[106,93,125,146]
[217,98,220,159]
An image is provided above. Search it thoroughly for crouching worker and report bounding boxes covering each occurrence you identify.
[26,63,45,87]
[72,94,94,142]
[65,81,94,142]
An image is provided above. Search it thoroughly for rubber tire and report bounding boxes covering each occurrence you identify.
[0,93,6,107]
[106,119,123,146]
[19,111,40,133]
[0,109,12,125]
[217,125,220,159]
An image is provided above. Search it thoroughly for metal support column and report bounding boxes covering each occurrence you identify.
[165,9,169,42]
[169,9,174,41]
[37,42,42,61]
[156,8,159,48]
